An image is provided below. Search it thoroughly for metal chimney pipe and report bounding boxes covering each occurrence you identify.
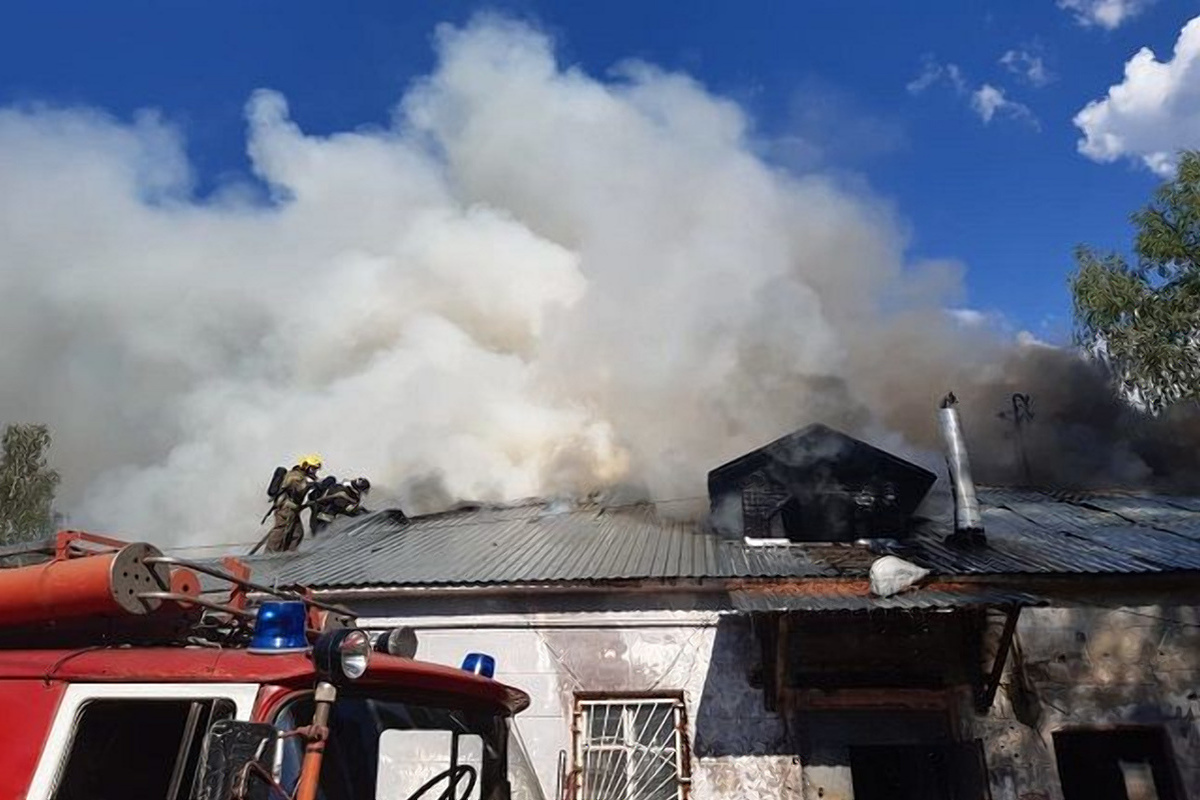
[938,392,985,540]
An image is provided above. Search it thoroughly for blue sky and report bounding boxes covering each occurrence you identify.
[2,0,1198,340]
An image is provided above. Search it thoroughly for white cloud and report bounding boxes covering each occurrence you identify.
[907,56,967,95]
[1016,331,1057,350]
[947,309,1060,350]
[947,307,989,327]
[909,57,1039,130]
[1057,0,1156,30]
[971,84,1041,129]
[1074,15,1200,176]
[972,85,1005,122]
[1000,49,1054,87]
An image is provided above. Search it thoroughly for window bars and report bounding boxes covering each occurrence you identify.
[573,697,688,800]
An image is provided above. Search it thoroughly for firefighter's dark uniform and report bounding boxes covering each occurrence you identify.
[266,467,315,552]
[310,482,368,536]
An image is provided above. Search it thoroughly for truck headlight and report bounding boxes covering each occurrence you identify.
[313,628,372,682]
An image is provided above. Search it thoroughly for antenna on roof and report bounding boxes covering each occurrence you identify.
[997,392,1034,485]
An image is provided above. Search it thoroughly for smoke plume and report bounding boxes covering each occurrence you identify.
[0,16,1195,548]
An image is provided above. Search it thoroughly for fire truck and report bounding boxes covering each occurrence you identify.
[0,531,530,800]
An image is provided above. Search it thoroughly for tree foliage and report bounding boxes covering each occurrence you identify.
[0,424,61,545]
[1071,150,1200,413]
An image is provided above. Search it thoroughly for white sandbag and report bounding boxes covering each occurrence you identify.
[869,555,930,597]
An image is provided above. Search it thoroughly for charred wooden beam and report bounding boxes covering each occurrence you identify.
[975,604,1021,712]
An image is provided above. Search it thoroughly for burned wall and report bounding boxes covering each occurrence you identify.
[351,593,1200,800]
[706,424,937,543]
[689,616,801,797]
[974,603,1200,800]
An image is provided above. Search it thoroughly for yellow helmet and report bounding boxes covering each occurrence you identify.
[298,453,323,470]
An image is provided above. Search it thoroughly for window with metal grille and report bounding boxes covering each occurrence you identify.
[574,697,688,800]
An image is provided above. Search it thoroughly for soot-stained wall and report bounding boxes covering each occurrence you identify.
[354,603,795,800]
[352,596,1200,800]
[975,603,1200,800]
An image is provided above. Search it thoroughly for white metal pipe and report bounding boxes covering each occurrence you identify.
[938,392,984,535]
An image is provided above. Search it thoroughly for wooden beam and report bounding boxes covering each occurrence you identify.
[792,687,952,711]
[976,605,1021,712]
[776,612,790,709]
[758,614,778,712]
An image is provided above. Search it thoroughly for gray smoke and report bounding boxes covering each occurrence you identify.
[0,16,1194,549]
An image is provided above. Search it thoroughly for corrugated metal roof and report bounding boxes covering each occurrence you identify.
[729,588,1046,613]
[896,488,1200,575]
[242,487,1200,589]
[254,502,832,589]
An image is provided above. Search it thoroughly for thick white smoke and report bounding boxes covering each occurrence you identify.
[0,16,1104,548]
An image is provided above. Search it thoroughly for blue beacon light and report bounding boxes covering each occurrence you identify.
[248,601,309,653]
[461,652,496,678]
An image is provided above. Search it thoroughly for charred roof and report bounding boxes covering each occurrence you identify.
[706,424,938,542]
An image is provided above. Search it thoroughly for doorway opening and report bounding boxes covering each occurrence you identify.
[851,744,951,800]
[848,741,988,800]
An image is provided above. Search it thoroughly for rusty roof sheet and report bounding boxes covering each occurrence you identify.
[241,487,1200,589]
[729,587,1046,613]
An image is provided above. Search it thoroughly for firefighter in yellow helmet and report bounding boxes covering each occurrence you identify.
[265,454,322,553]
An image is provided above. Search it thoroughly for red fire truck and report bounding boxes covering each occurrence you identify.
[0,532,530,800]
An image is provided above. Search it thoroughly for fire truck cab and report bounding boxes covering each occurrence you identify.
[0,533,530,800]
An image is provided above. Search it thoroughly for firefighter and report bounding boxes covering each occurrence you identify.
[309,476,371,536]
[265,454,322,553]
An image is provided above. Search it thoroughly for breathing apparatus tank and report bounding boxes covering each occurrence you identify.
[266,466,287,499]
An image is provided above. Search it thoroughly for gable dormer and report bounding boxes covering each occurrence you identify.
[707,424,936,543]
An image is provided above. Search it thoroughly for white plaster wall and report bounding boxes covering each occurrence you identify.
[359,610,797,800]
[360,611,725,800]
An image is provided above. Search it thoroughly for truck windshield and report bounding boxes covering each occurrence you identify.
[275,695,508,800]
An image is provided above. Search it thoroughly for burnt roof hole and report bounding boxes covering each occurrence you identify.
[706,424,936,543]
